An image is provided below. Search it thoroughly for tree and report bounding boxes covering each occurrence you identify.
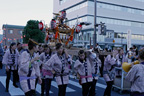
[23,20,45,43]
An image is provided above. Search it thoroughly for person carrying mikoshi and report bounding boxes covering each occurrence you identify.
[18,39,42,96]
[115,48,128,77]
[125,49,144,96]
[87,50,102,96]
[103,49,118,96]
[44,43,72,96]
[2,42,19,92]
[74,50,94,96]
[116,48,128,67]
[39,44,53,96]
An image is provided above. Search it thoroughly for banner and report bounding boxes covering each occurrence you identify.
[127,30,131,50]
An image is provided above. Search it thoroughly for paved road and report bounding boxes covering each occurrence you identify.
[0,66,130,96]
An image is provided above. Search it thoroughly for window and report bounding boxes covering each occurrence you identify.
[68,16,88,27]
[97,17,144,28]
[69,16,144,29]
[66,2,88,13]
[19,30,23,34]
[8,30,13,34]
[96,2,144,16]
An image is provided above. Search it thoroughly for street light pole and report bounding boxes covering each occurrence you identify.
[93,0,97,47]
[5,24,7,46]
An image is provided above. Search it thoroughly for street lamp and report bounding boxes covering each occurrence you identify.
[93,0,97,47]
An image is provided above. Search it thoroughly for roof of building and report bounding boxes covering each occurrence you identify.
[2,24,25,29]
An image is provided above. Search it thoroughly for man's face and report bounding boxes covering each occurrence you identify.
[17,44,22,49]
[120,49,124,55]
[79,53,85,60]
[34,45,39,52]
[57,46,63,55]
[45,48,50,54]
[39,46,44,52]
[12,45,17,50]
[133,46,136,49]
[130,48,133,51]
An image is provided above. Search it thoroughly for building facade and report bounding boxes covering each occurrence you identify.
[2,24,24,46]
[54,0,144,50]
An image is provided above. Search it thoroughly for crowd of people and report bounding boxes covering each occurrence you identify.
[0,40,144,96]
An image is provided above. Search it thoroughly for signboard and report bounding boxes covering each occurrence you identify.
[127,30,131,50]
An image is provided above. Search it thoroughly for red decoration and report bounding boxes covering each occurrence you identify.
[55,32,58,39]
[38,22,44,31]
[76,24,82,33]
[45,35,49,41]
[70,36,73,41]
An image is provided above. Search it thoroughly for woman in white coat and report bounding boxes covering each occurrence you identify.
[18,39,42,96]
[40,45,53,96]
[74,50,93,96]
[2,42,19,92]
[88,51,102,96]
[103,50,117,96]
[45,43,71,96]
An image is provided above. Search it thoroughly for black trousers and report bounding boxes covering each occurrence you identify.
[99,55,105,77]
[15,67,19,82]
[41,78,52,96]
[89,79,97,96]
[25,90,35,96]
[35,78,38,88]
[58,84,67,96]
[104,81,113,96]
[0,61,2,69]
[6,69,17,90]
[41,79,45,96]
[82,82,93,96]
[45,78,52,96]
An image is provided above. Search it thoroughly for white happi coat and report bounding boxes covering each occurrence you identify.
[103,55,117,82]
[115,54,128,76]
[40,52,53,79]
[2,49,19,70]
[90,54,102,80]
[74,58,93,84]
[45,53,71,85]
[125,64,144,93]
[116,54,128,66]
[18,51,41,93]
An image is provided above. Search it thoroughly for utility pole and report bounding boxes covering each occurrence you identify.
[93,0,97,47]
[5,24,7,46]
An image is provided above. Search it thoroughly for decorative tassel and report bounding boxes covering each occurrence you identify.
[46,35,49,41]
[70,36,73,41]
[55,32,58,39]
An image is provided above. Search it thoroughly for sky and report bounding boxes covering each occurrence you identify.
[0,0,53,34]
